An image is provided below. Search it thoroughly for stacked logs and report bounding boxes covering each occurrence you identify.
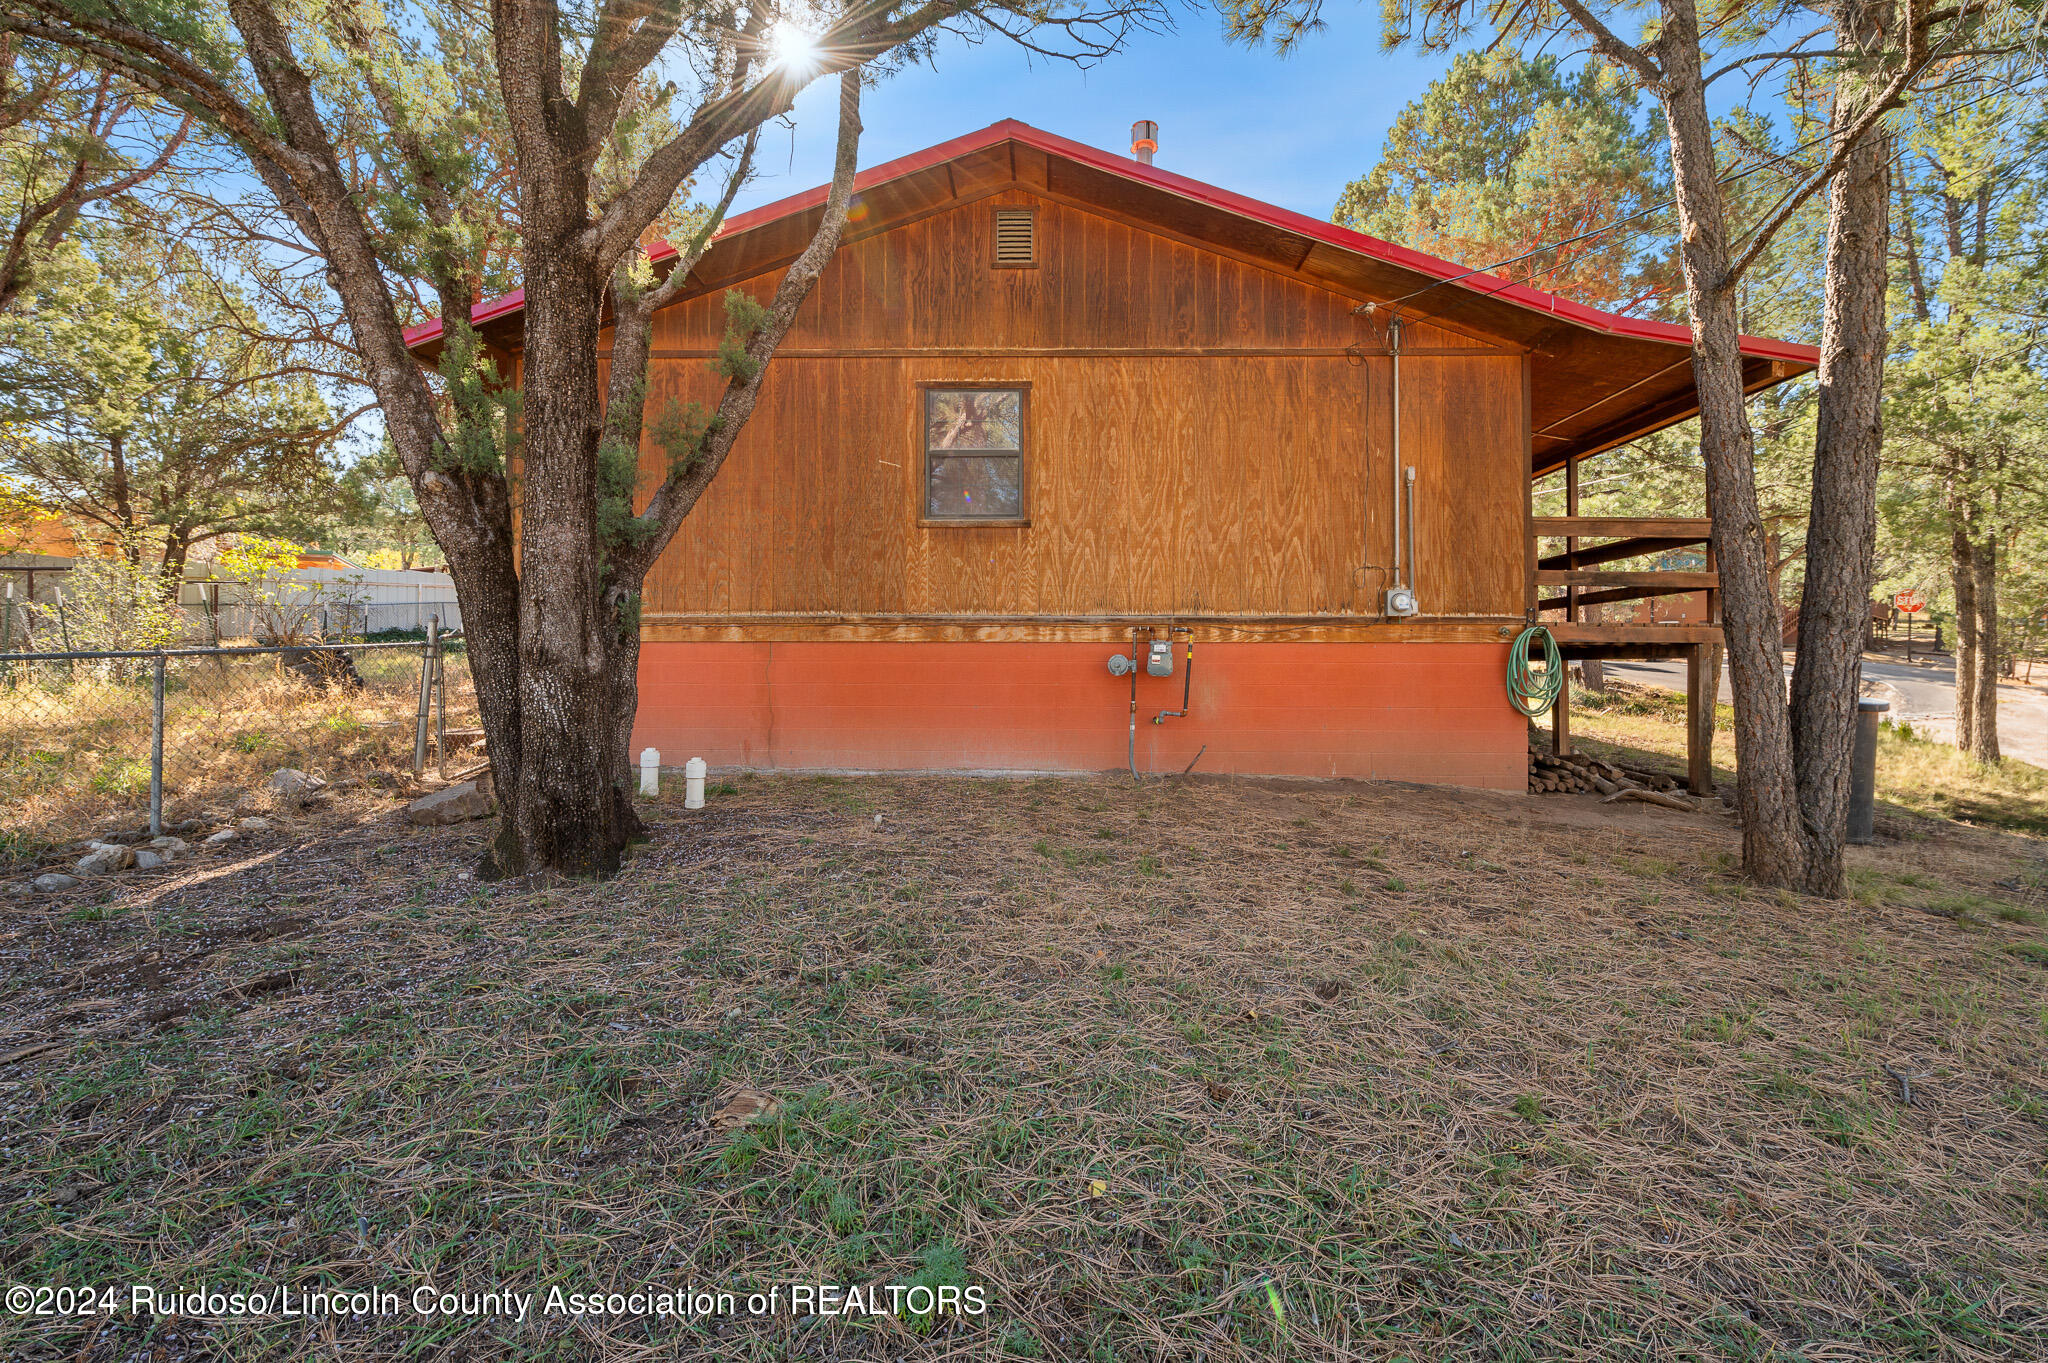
[1528,750,1700,810]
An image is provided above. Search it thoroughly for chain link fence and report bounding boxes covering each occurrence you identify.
[0,629,479,865]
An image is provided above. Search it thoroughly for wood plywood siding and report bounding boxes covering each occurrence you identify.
[624,188,1526,624]
[1393,354,1528,617]
[646,191,1489,356]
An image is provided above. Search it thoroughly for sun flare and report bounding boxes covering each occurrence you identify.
[769,21,821,73]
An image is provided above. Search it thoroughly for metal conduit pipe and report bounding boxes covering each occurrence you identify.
[1390,314,1403,590]
[1126,625,1143,781]
[1152,627,1205,775]
[1380,314,1420,618]
[1406,464,1419,601]
[1152,627,1195,725]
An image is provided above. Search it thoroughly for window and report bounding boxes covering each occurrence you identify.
[923,386,1026,522]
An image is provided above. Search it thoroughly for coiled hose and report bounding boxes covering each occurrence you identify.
[1506,624,1564,717]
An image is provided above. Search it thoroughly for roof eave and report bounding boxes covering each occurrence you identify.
[401,119,1819,373]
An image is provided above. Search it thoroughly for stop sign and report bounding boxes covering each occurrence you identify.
[1894,589,1926,615]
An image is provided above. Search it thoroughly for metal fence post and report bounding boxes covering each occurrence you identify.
[413,621,435,778]
[150,651,166,836]
[432,616,447,778]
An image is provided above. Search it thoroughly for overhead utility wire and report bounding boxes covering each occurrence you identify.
[1509,76,2030,297]
[1356,81,2020,317]
[1512,135,1928,298]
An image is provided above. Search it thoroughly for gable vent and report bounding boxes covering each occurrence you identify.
[993,208,1036,268]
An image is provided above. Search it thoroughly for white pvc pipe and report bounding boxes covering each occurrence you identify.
[684,756,707,810]
[639,747,661,796]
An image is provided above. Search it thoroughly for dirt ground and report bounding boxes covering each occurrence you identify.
[2,772,2045,1360]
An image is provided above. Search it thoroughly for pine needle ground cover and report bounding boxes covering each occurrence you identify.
[2,773,2044,1361]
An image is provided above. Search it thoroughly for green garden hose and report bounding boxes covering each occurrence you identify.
[1507,624,1564,717]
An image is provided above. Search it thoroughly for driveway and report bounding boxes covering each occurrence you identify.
[1604,652,2048,768]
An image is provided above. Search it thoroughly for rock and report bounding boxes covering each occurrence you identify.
[32,872,80,893]
[403,781,494,826]
[266,768,324,798]
[133,849,166,870]
[75,845,136,875]
[203,829,240,846]
[278,648,365,690]
[235,816,272,833]
[149,836,189,854]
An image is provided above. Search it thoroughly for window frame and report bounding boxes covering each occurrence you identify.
[917,381,1031,528]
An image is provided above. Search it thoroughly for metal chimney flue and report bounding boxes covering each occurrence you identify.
[1130,120,1158,165]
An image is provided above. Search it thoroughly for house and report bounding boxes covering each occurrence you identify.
[405,120,1816,790]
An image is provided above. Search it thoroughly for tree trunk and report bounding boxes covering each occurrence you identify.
[158,537,191,607]
[493,201,632,877]
[1789,2,1890,897]
[1655,18,1806,887]
[1966,528,1999,761]
[1952,522,1979,752]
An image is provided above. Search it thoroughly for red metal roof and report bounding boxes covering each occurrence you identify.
[401,118,1818,369]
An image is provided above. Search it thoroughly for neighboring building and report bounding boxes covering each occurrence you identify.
[405,120,1815,789]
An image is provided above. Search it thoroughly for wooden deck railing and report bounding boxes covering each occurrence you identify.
[1528,516,1720,646]
[1527,514,1722,790]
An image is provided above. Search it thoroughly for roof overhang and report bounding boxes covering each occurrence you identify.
[403,119,1818,478]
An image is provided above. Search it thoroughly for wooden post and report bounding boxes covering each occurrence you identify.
[1686,642,1714,794]
[1552,454,1577,756]
[1702,538,1721,777]
[1564,454,1581,630]
[1552,667,1572,755]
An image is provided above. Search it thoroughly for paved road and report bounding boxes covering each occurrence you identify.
[1605,652,2048,768]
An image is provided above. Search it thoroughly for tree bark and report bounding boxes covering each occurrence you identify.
[1789,0,1891,897]
[589,77,864,853]
[1966,528,1999,760]
[1653,3,1806,887]
[1952,521,1979,752]
[502,241,619,876]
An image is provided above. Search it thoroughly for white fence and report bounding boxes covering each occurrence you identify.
[180,567,462,637]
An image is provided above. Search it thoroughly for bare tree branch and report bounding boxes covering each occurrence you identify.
[612,70,863,584]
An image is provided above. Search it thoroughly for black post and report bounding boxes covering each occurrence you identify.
[150,652,166,836]
[413,622,435,778]
[1848,697,1887,845]
[432,615,446,779]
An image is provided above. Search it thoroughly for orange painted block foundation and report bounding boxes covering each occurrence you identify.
[631,641,1527,790]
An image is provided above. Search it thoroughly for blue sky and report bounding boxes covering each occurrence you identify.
[730,6,1456,220]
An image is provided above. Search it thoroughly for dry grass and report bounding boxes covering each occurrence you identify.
[2,770,2044,1361]
[1867,722,2048,837]
[1565,680,2048,838]
[0,648,476,868]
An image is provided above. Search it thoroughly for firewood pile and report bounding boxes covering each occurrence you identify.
[1528,750,1704,810]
